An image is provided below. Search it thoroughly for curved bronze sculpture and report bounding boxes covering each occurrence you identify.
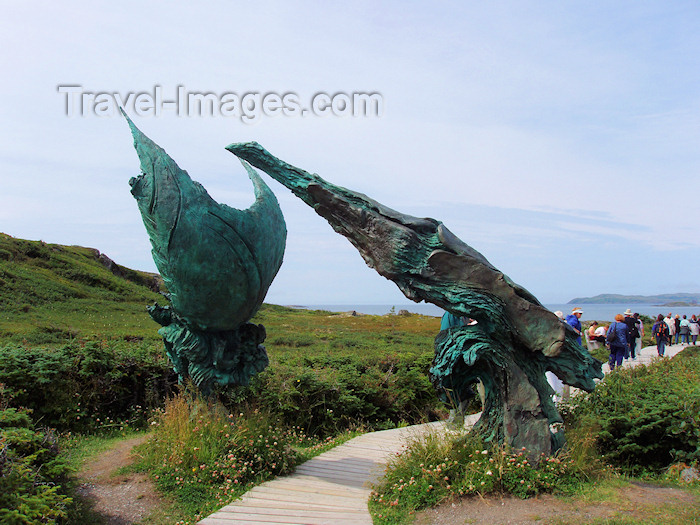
[124,115,286,394]
[225,141,603,457]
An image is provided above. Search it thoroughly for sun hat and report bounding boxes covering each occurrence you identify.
[571,307,583,314]
[624,309,632,316]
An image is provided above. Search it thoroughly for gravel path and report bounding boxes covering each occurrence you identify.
[76,435,164,524]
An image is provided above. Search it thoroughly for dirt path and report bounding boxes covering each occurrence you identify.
[414,482,698,524]
[76,435,164,524]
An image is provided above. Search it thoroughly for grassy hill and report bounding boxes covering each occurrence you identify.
[0,232,442,351]
[0,233,165,344]
[0,233,444,434]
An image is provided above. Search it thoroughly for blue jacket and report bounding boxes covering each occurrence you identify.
[440,312,465,331]
[565,314,581,332]
[566,313,582,344]
[607,321,628,348]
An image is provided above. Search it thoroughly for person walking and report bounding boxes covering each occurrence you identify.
[664,313,675,345]
[606,314,629,370]
[623,309,639,360]
[652,314,670,357]
[634,313,644,357]
[566,307,584,346]
[690,315,699,345]
[679,315,691,345]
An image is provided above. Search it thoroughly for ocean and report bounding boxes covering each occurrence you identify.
[289,303,700,322]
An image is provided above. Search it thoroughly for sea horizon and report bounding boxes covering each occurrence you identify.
[281,303,700,322]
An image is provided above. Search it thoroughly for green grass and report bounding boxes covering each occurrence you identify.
[61,430,147,471]
[0,233,164,344]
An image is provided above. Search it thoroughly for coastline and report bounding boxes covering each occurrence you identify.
[281,303,700,322]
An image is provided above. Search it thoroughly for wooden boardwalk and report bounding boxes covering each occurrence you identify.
[199,416,480,525]
[200,344,686,524]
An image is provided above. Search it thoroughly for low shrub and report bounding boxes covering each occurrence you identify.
[0,391,73,523]
[369,431,604,524]
[219,351,444,437]
[0,337,444,439]
[0,342,177,432]
[133,389,329,519]
[562,348,700,475]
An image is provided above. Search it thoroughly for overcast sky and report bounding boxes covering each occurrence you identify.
[2,1,699,306]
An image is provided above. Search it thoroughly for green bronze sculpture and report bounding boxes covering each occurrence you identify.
[225,141,603,457]
[123,114,286,394]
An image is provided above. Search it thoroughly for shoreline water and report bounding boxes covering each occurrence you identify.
[283,303,700,322]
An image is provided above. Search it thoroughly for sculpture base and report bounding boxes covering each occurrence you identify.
[431,325,569,459]
[148,304,269,395]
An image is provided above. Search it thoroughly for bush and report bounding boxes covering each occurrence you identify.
[0,391,73,523]
[0,335,444,438]
[562,348,700,475]
[219,351,444,437]
[369,431,602,524]
[134,390,304,518]
[0,342,177,432]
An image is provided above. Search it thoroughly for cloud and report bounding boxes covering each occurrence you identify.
[1,1,700,306]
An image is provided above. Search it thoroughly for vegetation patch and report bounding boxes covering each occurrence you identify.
[0,387,73,524]
[369,346,699,524]
[561,346,700,475]
[132,389,359,522]
[0,342,176,432]
[368,429,607,524]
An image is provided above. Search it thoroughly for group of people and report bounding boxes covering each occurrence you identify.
[651,312,699,356]
[560,307,699,370]
[559,307,644,370]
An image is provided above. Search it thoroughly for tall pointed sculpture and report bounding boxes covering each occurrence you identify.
[124,116,286,394]
[225,141,603,457]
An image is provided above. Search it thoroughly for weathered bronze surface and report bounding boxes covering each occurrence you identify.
[124,117,286,394]
[226,141,603,456]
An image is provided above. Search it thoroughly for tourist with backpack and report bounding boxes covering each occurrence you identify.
[606,314,629,370]
[623,309,639,360]
[652,314,670,356]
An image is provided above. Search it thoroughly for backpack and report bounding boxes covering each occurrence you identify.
[625,316,639,338]
[606,322,618,345]
[629,323,640,339]
[654,322,669,339]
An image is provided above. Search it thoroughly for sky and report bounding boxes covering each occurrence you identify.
[1,1,699,306]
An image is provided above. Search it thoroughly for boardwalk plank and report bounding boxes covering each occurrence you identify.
[197,422,442,524]
[199,419,465,523]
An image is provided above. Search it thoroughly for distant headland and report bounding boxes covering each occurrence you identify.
[568,293,700,305]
